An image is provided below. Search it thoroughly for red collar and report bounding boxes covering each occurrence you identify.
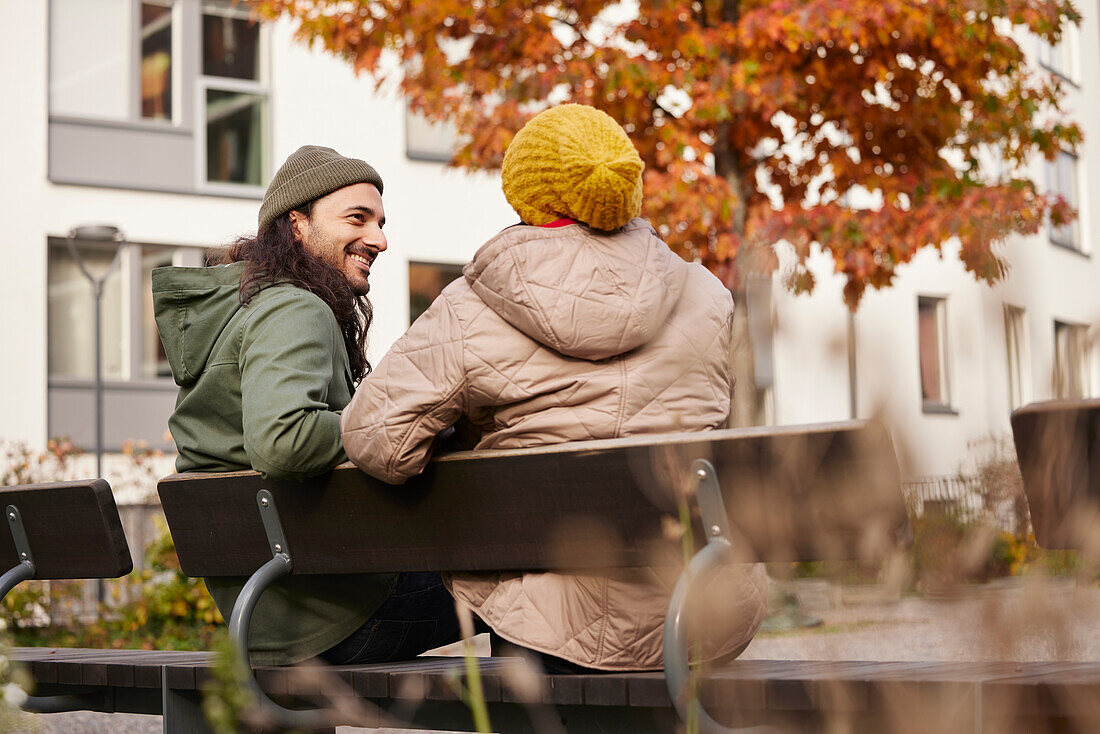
[538,218,577,228]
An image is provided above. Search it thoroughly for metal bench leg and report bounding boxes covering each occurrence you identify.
[227,490,330,730]
[0,506,37,600]
[663,460,772,734]
[162,673,217,734]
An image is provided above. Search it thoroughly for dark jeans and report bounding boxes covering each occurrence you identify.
[319,571,599,673]
[320,572,471,665]
[488,630,604,674]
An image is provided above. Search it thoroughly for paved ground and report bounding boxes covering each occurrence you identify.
[742,577,1100,663]
[17,578,1100,733]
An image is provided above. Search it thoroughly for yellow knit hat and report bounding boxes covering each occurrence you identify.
[501,104,644,231]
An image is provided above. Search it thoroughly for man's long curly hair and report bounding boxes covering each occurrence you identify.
[212,205,372,382]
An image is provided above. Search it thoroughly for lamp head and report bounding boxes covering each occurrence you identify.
[68,225,124,243]
[65,224,126,285]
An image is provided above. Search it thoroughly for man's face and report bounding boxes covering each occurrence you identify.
[289,182,387,296]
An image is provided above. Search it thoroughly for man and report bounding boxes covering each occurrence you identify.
[153,145,462,666]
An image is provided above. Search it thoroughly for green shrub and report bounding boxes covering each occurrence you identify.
[6,519,224,651]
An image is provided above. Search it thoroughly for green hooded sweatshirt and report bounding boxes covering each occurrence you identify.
[152,261,396,666]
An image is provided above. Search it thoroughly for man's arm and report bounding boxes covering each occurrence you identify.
[239,291,348,480]
[341,293,468,484]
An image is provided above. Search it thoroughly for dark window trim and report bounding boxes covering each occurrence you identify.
[922,401,959,416]
[1050,234,1089,257]
[1038,60,1080,88]
[409,259,468,269]
[406,150,455,164]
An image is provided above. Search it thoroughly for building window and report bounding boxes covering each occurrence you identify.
[47,240,204,450]
[50,0,180,123]
[204,89,268,187]
[202,7,261,79]
[409,262,465,325]
[406,108,458,163]
[1038,23,1079,83]
[48,0,270,196]
[1054,321,1090,399]
[47,240,202,381]
[140,1,174,121]
[1004,305,1028,410]
[48,242,126,380]
[200,2,269,189]
[1047,151,1081,252]
[918,297,952,412]
[49,0,133,121]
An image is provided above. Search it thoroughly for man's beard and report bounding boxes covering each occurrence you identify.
[304,228,371,296]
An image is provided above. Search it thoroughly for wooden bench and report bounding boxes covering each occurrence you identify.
[0,479,133,713]
[14,651,1100,733]
[10,420,1100,732]
[153,419,910,732]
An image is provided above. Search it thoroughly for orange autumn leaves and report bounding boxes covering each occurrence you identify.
[252,0,1081,306]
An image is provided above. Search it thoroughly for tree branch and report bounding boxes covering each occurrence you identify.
[543,11,597,49]
[720,0,740,25]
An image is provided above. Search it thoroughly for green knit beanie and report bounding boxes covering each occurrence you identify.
[258,145,384,231]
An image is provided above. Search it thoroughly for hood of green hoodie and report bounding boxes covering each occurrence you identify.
[152,262,249,387]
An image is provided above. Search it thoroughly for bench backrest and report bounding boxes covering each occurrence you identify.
[1012,398,1100,549]
[159,420,904,577]
[0,479,133,579]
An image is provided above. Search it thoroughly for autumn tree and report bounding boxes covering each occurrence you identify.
[253,0,1080,424]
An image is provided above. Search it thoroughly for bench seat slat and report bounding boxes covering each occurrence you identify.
[13,650,1100,721]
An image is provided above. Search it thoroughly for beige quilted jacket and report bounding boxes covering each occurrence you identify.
[341,218,767,670]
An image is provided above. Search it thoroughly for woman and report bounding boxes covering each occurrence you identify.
[341,104,766,672]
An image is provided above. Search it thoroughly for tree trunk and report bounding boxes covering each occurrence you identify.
[687,0,758,428]
[713,109,759,427]
[728,287,758,427]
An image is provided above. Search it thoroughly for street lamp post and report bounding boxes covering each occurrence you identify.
[65,225,126,478]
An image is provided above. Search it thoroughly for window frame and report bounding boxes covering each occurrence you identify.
[47,0,270,197]
[1046,149,1084,254]
[1003,304,1029,411]
[408,260,466,325]
[195,0,271,195]
[405,107,459,163]
[133,0,181,125]
[1053,320,1091,400]
[917,296,955,415]
[1036,22,1080,86]
[47,237,205,383]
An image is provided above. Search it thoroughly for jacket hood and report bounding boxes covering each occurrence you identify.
[152,262,248,387]
[464,218,688,360]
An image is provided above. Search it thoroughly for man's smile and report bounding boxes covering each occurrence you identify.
[348,251,374,272]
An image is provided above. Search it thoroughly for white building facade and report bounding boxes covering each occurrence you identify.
[766,13,1100,478]
[0,0,515,464]
[1,0,1097,486]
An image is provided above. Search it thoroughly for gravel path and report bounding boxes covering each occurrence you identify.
[21,579,1100,732]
